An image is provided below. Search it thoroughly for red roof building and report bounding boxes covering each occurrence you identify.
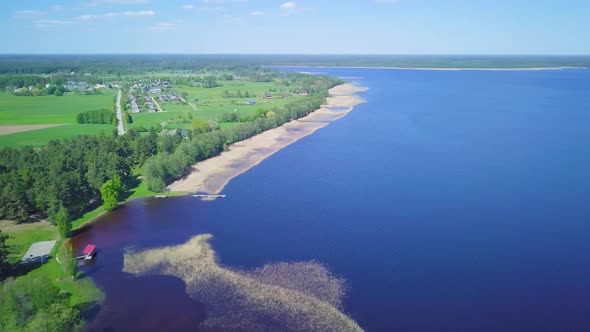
[82,244,96,255]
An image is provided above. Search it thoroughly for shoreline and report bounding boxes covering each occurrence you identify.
[167,82,367,195]
[266,65,588,71]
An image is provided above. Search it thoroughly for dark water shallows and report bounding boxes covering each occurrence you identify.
[75,68,590,331]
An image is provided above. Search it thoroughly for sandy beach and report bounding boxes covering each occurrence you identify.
[167,83,367,195]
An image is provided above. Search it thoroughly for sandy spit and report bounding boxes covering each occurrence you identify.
[167,83,367,194]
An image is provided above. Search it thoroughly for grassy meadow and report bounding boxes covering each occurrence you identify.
[128,79,306,131]
[0,91,116,124]
[0,90,117,147]
[0,123,115,147]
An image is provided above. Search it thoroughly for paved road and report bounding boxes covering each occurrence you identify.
[179,96,197,110]
[116,89,124,135]
[151,96,164,112]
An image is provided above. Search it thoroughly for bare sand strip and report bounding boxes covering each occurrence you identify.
[168,83,367,194]
[0,124,63,136]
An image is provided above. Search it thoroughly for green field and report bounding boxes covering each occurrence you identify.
[0,91,117,125]
[127,80,306,131]
[0,123,115,147]
[0,75,309,147]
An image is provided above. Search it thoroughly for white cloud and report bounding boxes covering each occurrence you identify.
[88,0,150,6]
[249,10,264,16]
[124,10,155,16]
[222,14,242,24]
[33,19,74,28]
[14,10,46,18]
[279,2,299,16]
[203,0,247,3]
[182,4,194,9]
[77,10,155,21]
[280,2,296,10]
[148,21,180,31]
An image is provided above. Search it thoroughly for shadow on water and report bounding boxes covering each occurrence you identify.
[83,273,207,332]
[77,264,102,280]
[76,301,102,325]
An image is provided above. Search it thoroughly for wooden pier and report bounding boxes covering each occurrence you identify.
[192,194,226,199]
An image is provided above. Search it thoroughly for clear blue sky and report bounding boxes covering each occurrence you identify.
[2,0,589,54]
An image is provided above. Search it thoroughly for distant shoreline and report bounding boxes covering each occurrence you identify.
[266,65,588,71]
[167,83,367,195]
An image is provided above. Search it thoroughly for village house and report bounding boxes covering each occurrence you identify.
[64,81,88,91]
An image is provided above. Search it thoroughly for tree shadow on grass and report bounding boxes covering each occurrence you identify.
[9,256,54,278]
[119,177,142,202]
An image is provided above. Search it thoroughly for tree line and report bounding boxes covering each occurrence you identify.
[0,130,159,223]
[76,109,115,124]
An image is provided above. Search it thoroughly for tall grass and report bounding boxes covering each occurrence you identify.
[124,234,362,331]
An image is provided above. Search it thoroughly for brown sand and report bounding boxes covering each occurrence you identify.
[167,83,367,194]
[0,124,63,136]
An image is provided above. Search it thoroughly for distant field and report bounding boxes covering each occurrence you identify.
[0,124,115,147]
[0,91,116,125]
[0,124,63,136]
[128,80,305,130]
[0,76,311,147]
[174,80,305,118]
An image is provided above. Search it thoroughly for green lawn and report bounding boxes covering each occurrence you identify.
[0,124,115,147]
[0,90,117,125]
[1,220,58,264]
[0,220,103,307]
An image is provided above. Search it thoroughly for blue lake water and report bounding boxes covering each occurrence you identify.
[77,67,590,331]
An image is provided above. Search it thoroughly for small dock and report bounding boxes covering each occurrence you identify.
[192,194,226,199]
[77,244,96,260]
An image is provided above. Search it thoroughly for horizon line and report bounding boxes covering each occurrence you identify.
[1,53,590,57]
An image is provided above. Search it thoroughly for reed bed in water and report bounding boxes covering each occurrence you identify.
[123,234,362,332]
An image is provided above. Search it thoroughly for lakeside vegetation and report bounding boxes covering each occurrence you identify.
[124,234,361,331]
[0,55,343,330]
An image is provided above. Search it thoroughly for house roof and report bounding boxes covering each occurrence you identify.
[82,244,96,255]
[21,240,57,263]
